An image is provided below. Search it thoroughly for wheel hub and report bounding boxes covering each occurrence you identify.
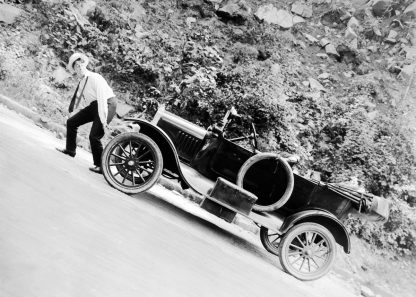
[127,160,135,166]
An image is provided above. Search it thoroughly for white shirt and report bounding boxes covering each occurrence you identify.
[76,70,115,125]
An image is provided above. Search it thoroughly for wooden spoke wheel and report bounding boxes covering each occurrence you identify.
[278,223,336,281]
[102,132,163,194]
[259,226,281,256]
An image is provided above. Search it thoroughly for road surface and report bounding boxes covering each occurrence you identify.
[0,104,358,297]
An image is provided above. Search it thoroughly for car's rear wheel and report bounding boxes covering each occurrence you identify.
[102,132,163,194]
[236,153,294,212]
[259,226,281,255]
[278,223,336,281]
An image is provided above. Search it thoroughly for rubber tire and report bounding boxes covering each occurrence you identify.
[102,132,163,194]
[236,153,294,212]
[278,223,337,281]
[259,226,281,256]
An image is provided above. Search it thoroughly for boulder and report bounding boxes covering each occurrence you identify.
[273,10,293,29]
[404,46,416,60]
[347,16,360,30]
[318,72,330,80]
[304,33,318,44]
[320,38,330,47]
[372,0,393,17]
[308,77,326,91]
[399,63,416,81]
[271,63,281,76]
[325,43,339,57]
[217,0,251,24]
[52,66,71,83]
[293,15,305,24]
[77,0,97,16]
[0,3,23,24]
[317,53,329,59]
[255,6,294,29]
[345,26,358,41]
[291,2,313,18]
[255,4,279,24]
[385,29,398,43]
[116,103,135,118]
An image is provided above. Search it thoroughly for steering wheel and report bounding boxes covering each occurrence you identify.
[227,122,258,151]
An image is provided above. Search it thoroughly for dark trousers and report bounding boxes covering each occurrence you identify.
[66,98,117,166]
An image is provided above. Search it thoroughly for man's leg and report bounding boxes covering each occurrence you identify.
[89,116,105,167]
[66,104,95,155]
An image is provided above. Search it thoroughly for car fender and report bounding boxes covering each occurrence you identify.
[280,209,351,253]
[123,118,190,187]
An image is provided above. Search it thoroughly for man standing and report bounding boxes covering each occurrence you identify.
[56,52,117,174]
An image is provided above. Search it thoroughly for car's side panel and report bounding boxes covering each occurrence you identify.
[280,209,351,253]
[151,108,207,164]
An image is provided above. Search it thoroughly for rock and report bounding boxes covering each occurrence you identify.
[217,0,251,24]
[387,61,401,74]
[372,0,393,17]
[400,37,409,44]
[398,63,416,81]
[367,45,378,53]
[343,71,355,78]
[345,26,358,41]
[274,9,294,29]
[317,53,328,59]
[404,46,416,60]
[310,171,322,181]
[361,285,376,297]
[385,29,398,43]
[320,38,330,47]
[318,72,330,80]
[404,1,416,19]
[293,15,305,24]
[302,80,309,87]
[116,102,135,118]
[255,4,279,24]
[366,111,379,120]
[325,43,339,57]
[0,3,23,24]
[271,63,281,76]
[291,2,313,18]
[77,0,96,16]
[308,77,326,91]
[388,44,401,56]
[186,17,197,27]
[347,17,360,30]
[52,66,71,83]
[304,33,318,44]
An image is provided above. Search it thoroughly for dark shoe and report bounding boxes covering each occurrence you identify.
[89,166,102,174]
[56,148,75,157]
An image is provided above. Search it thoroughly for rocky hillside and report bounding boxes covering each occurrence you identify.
[1,0,416,260]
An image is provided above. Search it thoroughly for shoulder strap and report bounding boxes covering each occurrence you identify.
[74,77,89,110]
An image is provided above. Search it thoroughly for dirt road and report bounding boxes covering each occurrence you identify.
[0,105,358,297]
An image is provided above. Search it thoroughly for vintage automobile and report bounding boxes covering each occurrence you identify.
[101,106,390,281]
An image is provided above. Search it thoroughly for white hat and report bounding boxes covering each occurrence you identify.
[67,52,89,72]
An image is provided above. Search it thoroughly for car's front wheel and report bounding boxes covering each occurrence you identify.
[101,132,163,194]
